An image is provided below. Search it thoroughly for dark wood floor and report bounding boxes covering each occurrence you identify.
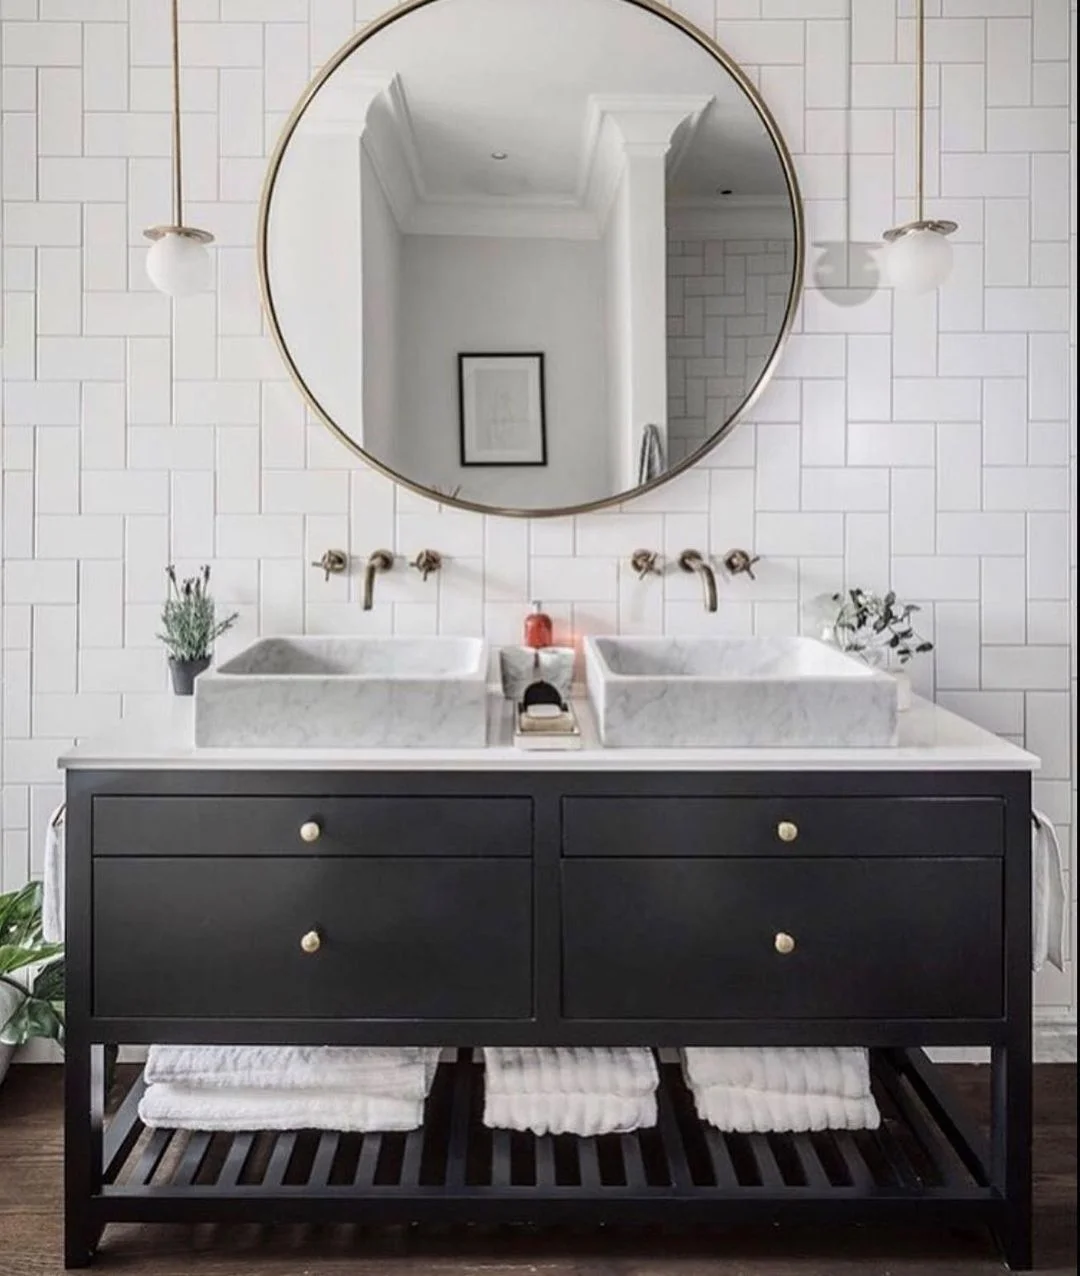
[0,1064,1074,1275]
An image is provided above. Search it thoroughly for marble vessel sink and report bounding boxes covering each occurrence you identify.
[584,636,898,748]
[194,636,489,748]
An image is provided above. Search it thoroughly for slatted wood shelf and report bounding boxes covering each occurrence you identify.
[91,1049,997,1233]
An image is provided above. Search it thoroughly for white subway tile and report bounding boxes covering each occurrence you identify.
[982,378,1029,465]
[984,199,1031,285]
[892,556,980,600]
[216,514,304,559]
[982,645,1070,691]
[934,602,981,691]
[846,335,892,420]
[1028,333,1071,420]
[82,469,168,516]
[3,560,78,605]
[984,466,1071,510]
[891,469,937,554]
[36,515,123,560]
[937,512,1026,555]
[986,18,1033,106]
[802,467,891,512]
[1025,692,1071,777]
[981,556,1027,644]
[1027,512,1071,599]
[941,64,986,150]
[894,377,981,421]
[530,557,617,604]
[756,512,844,557]
[36,427,80,514]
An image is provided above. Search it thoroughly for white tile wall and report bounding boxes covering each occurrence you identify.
[0,0,1075,1030]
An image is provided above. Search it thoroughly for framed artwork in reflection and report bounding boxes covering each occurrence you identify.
[458,353,547,467]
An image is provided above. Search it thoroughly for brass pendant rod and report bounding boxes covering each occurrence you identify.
[170,0,183,228]
[915,0,925,222]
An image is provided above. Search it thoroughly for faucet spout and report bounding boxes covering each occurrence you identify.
[678,550,718,613]
[363,550,393,611]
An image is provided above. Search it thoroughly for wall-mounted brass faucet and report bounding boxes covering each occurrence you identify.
[678,550,718,613]
[311,549,348,582]
[362,550,393,611]
[411,549,442,582]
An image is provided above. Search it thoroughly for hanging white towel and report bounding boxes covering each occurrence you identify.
[483,1091,657,1137]
[138,1084,425,1133]
[43,806,65,944]
[1032,810,1067,974]
[686,1081,881,1134]
[681,1047,871,1101]
[144,1045,440,1099]
[482,1046,658,1098]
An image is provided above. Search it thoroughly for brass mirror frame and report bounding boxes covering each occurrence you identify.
[257,0,805,519]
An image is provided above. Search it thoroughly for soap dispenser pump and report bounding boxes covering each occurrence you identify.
[523,601,553,649]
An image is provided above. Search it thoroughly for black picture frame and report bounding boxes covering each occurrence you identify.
[458,353,547,468]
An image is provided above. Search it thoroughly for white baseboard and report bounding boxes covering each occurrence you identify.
[14,1024,1077,1067]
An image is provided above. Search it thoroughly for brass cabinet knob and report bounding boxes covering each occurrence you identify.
[300,929,322,955]
[299,820,322,843]
[777,820,799,843]
[774,931,796,955]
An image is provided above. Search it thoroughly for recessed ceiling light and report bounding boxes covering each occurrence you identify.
[490,151,509,161]
[718,187,734,196]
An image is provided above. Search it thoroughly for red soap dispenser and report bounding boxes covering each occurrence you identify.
[523,601,553,649]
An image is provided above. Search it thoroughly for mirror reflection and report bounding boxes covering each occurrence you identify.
[262,0,801,514]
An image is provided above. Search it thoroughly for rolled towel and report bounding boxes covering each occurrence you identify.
[43,806,65,944]
[484,1091,657,1137]
[483,1046,658,1098]
[688,1082,880,1134]
[144,1046,440,1100]
[138,1084,424,1133]
[682,1047,871,1100]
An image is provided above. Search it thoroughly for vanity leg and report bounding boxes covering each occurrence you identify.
[64,1038,105,1268]
[990,1042,1033,1272]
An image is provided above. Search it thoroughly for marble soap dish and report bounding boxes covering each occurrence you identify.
[513,701,582,751]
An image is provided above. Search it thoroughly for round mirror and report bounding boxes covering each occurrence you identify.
[260,0,803,516]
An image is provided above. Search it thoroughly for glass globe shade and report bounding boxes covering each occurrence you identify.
[146,231,212,298]
[884,226,953,293]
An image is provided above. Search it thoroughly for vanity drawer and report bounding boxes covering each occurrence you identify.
[92,796,532,858]
[561,857,1002,1021]
[562,796,1003,859]
[94,856,532,1020]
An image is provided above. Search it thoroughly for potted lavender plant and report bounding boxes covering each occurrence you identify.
[158,565,239,696]
[829,588,933,710]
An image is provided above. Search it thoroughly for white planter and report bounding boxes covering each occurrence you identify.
[0,982,20,1087]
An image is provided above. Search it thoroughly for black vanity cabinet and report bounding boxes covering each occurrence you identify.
[63,765,1034,1270]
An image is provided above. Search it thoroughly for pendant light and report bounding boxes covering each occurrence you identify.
[882,0,957,293]
[143,0,214,297]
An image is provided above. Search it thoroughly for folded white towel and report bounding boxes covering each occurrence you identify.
[138,1084,424,1132]
[681,1047,871,1100]
[1032,810,1066,974]
[687,1082,880,1134]
[483,1091,657,1137]
[43,807,64,944]
[482,1046,658,1098]
[144,1046,440,1099]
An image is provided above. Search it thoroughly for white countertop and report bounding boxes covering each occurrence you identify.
[59,694,1039,772]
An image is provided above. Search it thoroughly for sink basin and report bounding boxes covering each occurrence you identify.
[584,636,898,748]
[194,637,488,748]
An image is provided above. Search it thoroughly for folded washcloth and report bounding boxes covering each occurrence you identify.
[144,1046,440,1099]
[681,1047,871,1100]
[138,1084,425,1132]
[483,1046,658,1098]
[1032,810,1066,974]
[43,806,65,944]
[687,1082,880,1134]
[483,1091,657,1137]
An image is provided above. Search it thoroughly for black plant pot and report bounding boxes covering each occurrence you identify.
[169,656,210,696]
